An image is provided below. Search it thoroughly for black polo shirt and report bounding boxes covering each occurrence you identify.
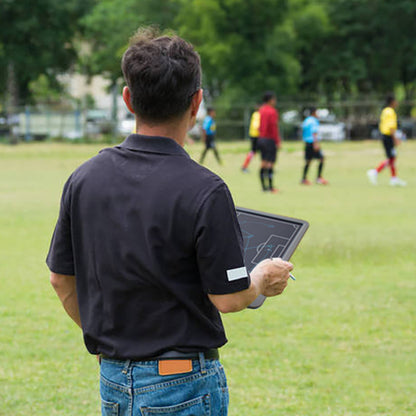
[46,134,250,359]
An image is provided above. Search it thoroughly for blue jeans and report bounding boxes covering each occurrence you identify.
[100,354,229,415]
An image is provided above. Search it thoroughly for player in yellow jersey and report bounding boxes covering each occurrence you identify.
[241,105,260,172]
[367,95,406,186]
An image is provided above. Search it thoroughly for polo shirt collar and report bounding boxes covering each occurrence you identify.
[119,134,190,158]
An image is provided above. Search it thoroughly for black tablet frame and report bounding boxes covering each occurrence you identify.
[236,207,309,309]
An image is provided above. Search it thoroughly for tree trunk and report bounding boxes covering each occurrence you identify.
[6,62,19,112]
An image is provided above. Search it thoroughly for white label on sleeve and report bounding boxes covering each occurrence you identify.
[226,266,248,282]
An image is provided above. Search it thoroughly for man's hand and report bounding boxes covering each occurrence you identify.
[250,258,293,297]
[313,141,320,152]
[208,258,293,313]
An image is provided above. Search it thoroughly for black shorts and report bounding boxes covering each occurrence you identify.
[304,143,324,161]
[258,138,277,163]
[250,136,258,153]
[205,135,216,149]
[382,134,396,158]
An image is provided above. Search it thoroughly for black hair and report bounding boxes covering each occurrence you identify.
[262,91,275,103]
[121,27,201,122]
[385,94,396,107]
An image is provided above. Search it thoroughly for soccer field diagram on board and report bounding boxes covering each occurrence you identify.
[236,207,309,308]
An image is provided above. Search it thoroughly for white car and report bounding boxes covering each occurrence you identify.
[318,120,346,141]
[117,113,135,136]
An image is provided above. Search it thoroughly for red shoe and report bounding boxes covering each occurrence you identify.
[316,177,329,185]
[301,179,312,185]
[269,188,279,193]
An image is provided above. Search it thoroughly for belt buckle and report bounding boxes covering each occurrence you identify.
[158,359,193,376]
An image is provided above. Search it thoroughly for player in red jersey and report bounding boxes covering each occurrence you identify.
[257,91,281,192]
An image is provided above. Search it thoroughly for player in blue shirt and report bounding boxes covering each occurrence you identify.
[301,108,328,185]
[199,108,222,165]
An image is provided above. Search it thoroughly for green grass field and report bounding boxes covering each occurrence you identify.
[0,139,415,415]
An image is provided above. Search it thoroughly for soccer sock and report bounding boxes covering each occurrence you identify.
[214,148,222,165]
[389,157,396,177]
[242,151,254,169]
[318,160,324,178]
[199,149,207,164]
[303,163,310,180]
[260,168,267,190]
[268,168,274,190]
[376,160,389,173]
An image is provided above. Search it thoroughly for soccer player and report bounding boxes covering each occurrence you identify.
[367,95,406,186]
[301,107,328,185]
[199,107,222,165]
[241,105,260,172]
[257,92,280,192]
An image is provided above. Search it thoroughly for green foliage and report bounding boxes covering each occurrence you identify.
[314,0,416,99]
[0,0,94,104]
[1,0,416,107]
[28,75,65,105]
[176,0,300,101]
[79,0,142,83]
[290,0,331,95]
[80,0,179,84]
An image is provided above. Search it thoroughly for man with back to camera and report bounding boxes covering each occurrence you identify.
[257,91,281,193]
[367,95,406,186]
[47,27,293,416]
[301,107,329,185]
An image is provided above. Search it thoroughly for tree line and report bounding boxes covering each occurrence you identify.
[1,0,415,110]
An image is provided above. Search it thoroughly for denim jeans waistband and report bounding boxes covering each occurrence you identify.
[100,348,219,362]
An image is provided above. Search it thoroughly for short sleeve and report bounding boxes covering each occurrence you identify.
[252,112,260,130]
[46,177,75,275]
[195,184,250,295]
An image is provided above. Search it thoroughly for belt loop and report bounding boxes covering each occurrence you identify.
[122,360,131,375]
[199,352,206,375]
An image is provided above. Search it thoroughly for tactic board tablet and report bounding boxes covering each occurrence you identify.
[236,207,309,309]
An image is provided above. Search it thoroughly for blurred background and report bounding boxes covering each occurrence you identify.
[1,0,415,143]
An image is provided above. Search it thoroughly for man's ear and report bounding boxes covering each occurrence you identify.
[122,86,135,114]
[187,89,203,131]
[190,89,203,117]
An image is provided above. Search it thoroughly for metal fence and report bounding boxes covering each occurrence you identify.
[213,99,416,141]
[1,100,415,142]
[0,106,117,142]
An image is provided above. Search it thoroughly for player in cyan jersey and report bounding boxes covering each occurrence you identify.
[199,108,222,165]
[301,107,328,185]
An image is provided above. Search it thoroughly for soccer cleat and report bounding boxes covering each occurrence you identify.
[367,169,378,185]
[390,177,407,187]
[269,188,279,193]
[241,167,249,173]
[301,179,312,185]
[316,177,329,185]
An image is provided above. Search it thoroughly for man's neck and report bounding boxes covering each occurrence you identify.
[136,119,188,147]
